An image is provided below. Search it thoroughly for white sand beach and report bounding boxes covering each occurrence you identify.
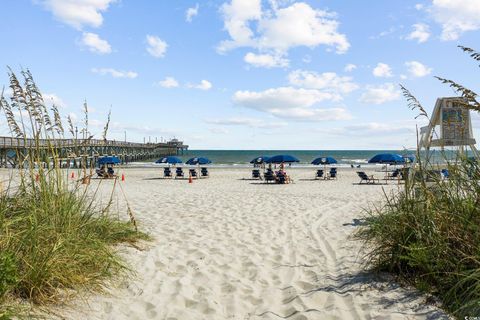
[63,167,448,320]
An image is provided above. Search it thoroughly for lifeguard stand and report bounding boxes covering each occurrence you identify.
[419,97,477,157]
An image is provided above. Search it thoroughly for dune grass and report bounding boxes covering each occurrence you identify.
[356,46,480,318]
[0,69,146,318]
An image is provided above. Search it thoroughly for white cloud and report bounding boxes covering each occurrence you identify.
[405,61,432,77]
[233,86,351,121]
[372,63,393,78]
[186,3,199,22]
[91,68,138,78]
[157,77,179,88]
[218,1,349,55]
[206,117,287,128]
[146,35,168,58]
[40,0,115,30]
[430,0,480,40]
[415,4,424,10]
[244,52,289,68]
[345,122,415,136]
[288,70,358,94]
[42,93,66,108]
[344,64,357,72]
[359,83,401,105]
[406,23,430,43]
[80,32,112,54]
[188,80,212,90]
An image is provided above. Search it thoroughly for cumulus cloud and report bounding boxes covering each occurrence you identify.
[186,3,199,22]
[42,93,66,108]
[288,70,358,94]
[188,80,212,90]
[429,0,480,40]
[405,61,432,77]
[156,77,179,88]
[372,63,393,78]
[233,87,351,121]
[91,68,138,78]
[344,64,357,72]
[359,83,401,105]
[146,35,168,58]
[406,23,430,43]
[40,0,115,30]
[80,32,111,54]
[206,117,287,128]
[218,1,349,60]
[244,52,289,68]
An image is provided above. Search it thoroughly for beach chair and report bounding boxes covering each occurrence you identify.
[163,167,172,178]
[175,167,184,179]
[385,169,400,180]
[264,170,276,183]
[275,171,288,184]
[201,167,209,178]
[96,168,107,178]
[107,167,115,178]
[357,171,379,184]
[328,168,337,180]
[315,169,324,179]
[189,168,198,179]
[252,169,261,179]
[441,169,449,179]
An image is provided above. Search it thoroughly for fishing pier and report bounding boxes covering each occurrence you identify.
[0,136,188,168]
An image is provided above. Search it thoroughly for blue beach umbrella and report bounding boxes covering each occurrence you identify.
[250,156,270,164]
[369,153,405,183]
[156,156,182,164]
[368,153,405,164]
[98,156,120,165]
[266,155,300,164]
[186,157,212,165]
[311,156,337,165]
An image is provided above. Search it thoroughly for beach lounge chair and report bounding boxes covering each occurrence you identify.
[357,171,379,184]
[264,170,276,183]
[163,167,172,178]
[175,167,184,179]
[328,168,337,180]
[201,167,209,178]
[315,169,324,179]
[252,169,261,179]
[189,168,198,179]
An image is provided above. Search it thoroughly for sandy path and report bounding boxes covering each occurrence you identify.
[63,168,447,320]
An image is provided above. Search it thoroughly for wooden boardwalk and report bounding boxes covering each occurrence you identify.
[0,136,188,167]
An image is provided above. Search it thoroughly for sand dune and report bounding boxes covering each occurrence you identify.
[65,168,448,320]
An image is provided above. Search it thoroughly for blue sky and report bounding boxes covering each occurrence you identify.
[1,0,479,149]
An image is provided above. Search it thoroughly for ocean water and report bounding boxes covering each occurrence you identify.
[134,150,408,168]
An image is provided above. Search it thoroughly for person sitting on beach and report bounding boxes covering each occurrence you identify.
[97,165,106,178]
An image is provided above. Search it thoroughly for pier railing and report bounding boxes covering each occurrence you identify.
[0,136,187,150]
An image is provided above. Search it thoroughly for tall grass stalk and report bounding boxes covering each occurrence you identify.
[0,68,146,318]
[357,46,480,318]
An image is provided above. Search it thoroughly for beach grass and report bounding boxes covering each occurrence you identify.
[357,46,480,318]
[0,69,146,318]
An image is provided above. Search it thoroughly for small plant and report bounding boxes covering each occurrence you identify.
[0,68,147,317]
[357,46,480,318]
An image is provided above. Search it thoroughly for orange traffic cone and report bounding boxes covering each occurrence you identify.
[188,174,193,183]
[71,172,74,179]
[121,173,125,181]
